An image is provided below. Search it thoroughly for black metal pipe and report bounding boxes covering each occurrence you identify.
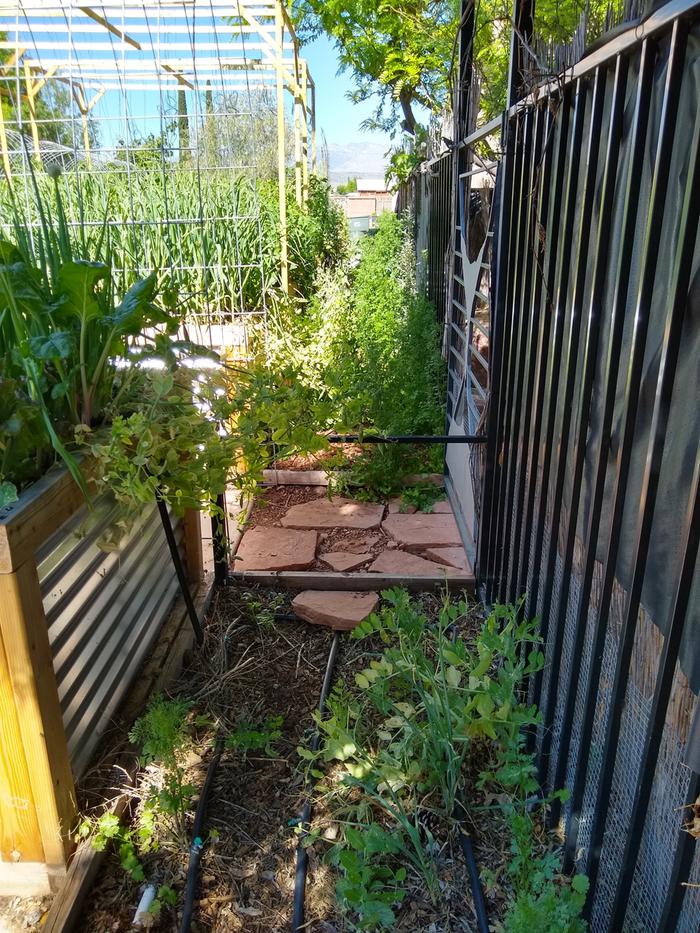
[211,492,228,586]
[458,828,489,933]
[157,497,204,646]
[326,434,485,444]
[292,631,342,932]
[179,736,224,933]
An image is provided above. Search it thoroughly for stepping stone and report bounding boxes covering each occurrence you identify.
[292,591,380,631]
[280,496,384,530]
[235,527,317,571]
[321,551,372,572]
[368,550,461,576]
[382,513,462,551]
[431,500,452,513]
[422,547,471,573]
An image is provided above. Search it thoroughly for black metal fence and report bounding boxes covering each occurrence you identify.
[478,4,700,929]
[403,0,700,929]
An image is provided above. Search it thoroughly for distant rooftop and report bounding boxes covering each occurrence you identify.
[356,178,389,192]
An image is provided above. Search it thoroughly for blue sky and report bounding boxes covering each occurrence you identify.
[301,34,391,148]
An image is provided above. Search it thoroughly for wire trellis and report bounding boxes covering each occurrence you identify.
[0,0,316,353]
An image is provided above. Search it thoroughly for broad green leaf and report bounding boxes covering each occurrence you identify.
[56,260,108,322]
[445,665,461,687]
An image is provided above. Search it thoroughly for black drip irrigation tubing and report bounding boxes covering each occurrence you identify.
[179,734,224,933]
[446,625,490,933]
[292,630,342,932]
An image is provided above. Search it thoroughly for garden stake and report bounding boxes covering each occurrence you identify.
[180,735,225,933]
[212,492,229,585]
[292,630,342,932]
[156,496,204,645]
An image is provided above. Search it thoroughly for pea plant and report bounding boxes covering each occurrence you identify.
[297,590,587,930]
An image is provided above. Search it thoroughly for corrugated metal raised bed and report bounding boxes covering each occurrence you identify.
[0,465,200,895]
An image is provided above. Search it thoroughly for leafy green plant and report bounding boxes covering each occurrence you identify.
[400,485,445,512]
[77,811,145,882]
[332,824,408,930]
[299,590,546,927]
[225,715,284,757]
[129,695,196,839]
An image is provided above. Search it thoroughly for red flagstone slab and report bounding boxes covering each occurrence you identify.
[235,527,317,571]
[381,513,462,550]
[422,547,471,573]
[280,496,385,530]
[321,551,373,572]
[368,550,458,576]
[431,500,453,513]
[292,590,380,631]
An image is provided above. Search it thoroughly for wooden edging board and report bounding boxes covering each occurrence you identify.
[229,570,474,593]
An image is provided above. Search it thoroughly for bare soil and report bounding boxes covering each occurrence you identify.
[67,586,524,933]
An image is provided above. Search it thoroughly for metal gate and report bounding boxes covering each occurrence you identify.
[443,1,700,929]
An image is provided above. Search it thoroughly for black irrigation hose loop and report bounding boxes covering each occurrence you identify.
[179,735,225,933]
[447,624,490,932]
[292,630,342,932]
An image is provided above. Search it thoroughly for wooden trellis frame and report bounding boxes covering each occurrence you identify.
[0,0,315,293]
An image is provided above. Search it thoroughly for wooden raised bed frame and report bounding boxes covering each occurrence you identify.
[0,466,203,895]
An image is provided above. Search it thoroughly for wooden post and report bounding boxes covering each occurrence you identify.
[23,61,41,161]
[182,509,204,586]
[309,76,316,173]
[301,60,309,204]
[292,45,303,207]
[0,559,76,894]
[0,97,13,181]
[274,0,289,294]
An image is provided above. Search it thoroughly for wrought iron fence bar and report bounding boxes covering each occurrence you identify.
[527,80,587,717]
[536,65,607,780]
[514,90,570,605]
[495,104,541,603]
[583,23,691,909]
[477,112,517,597]
[548,52,630,817]
[563,37,659,870]
[489,110,532,601]
[505,101,555,605]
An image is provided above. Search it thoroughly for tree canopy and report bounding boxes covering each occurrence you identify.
[294,0,615,134]
[292,0,459,137]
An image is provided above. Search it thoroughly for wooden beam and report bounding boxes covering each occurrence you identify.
[0,560,76,885]
[77,6,142,51]
[274,0,288,295]
[161,64,195,90]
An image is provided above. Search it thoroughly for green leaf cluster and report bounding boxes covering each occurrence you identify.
[298,590,548,928]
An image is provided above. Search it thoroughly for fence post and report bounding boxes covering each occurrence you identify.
[0,557,75,894]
